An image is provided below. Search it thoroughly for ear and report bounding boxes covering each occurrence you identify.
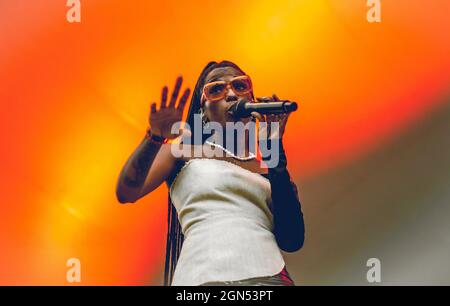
[200,93,206,106]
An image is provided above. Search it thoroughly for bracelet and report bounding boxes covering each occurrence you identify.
[146,128,167,145]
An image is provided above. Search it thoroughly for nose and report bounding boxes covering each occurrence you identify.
[225,88,238,102]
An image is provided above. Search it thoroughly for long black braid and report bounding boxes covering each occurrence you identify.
[163,60,250,286]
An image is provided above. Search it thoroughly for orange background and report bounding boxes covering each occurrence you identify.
[0,0,449,284]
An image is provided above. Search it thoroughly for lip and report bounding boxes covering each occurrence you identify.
[226,101,239,112]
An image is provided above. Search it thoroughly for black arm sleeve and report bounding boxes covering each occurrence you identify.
[264,139,305,252]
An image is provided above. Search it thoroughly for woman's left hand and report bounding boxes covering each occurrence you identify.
[251,94,291,141]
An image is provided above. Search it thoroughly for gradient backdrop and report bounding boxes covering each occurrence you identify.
[1,0,449,285]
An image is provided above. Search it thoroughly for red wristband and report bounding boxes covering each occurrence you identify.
[146,128,167,145]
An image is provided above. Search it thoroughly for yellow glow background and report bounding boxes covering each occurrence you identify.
[0,0,449,284]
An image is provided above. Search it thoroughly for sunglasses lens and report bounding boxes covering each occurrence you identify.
[231,78,251,94]
[207,83,226,100]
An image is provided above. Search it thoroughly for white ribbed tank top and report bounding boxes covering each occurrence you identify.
[169,158,285,286]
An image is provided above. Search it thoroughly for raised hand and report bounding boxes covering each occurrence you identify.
[251,94,291,141]
[149,76,190,139]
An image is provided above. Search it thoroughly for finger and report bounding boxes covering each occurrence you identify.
[150,102,157,114]
[251,111,265,122]
[280,113,290,130]
[169,76,183,108]
[256,97,272,102]
[273,94,280,101]
[266,114,276,122]
[276,115,284,125]
[177,88,191,111]
[160,86,168,108]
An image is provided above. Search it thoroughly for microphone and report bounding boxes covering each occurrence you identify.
[227,99,298,119]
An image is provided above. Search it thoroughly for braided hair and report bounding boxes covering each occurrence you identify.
[163,60,251,286]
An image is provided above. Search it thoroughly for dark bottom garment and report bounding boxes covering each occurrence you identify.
[199,266,295,286]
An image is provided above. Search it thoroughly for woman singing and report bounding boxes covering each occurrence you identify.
[116,61,305,286]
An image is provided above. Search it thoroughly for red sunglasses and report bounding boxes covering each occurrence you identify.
[201,75,253,104]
